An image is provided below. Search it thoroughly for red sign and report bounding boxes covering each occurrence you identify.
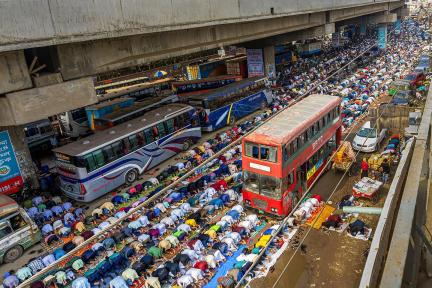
[0,175,24,195]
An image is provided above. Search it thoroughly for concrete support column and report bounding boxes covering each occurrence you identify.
[377,24,388,50]
[4,126,39,189]
[0,51,32,95]
[263,46,276,78]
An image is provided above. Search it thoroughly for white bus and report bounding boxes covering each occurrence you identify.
[58,108,90,138]
[24,119,57,153]
[53,104,201,202]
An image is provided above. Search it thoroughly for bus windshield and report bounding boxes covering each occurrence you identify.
[243,170,282,199]
[244,142,277,162]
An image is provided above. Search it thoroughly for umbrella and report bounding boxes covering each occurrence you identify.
[154,70,168,77]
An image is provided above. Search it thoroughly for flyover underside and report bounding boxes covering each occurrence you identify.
[0,0,403,53]
[58,1,402,80]
[0,1,404,126]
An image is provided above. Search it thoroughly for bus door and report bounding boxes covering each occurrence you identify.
[297,163,308,196]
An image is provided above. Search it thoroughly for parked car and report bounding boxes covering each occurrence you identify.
[404,72,425,87]
[352,121,387,152]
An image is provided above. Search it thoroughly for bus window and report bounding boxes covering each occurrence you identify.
[102,146,116,162]
[245,142,259,159]
[156,122,167,137]
[137,131,145,146]
[260,175,281,199]
[144,128,154,144]
[0,222,12,240]
[288,172,294,185]
[283,145,289,161]
[243,171,260,193]
[128,135,139,151]
[84,154,97,172]
[166,119,175,134]
[93,150,106,168]
[314,122,319,134]
[176,115,184,128]
[122,139,130,154]
[260,145,277,162]
[111,142,123,158]
[39,125,52,134]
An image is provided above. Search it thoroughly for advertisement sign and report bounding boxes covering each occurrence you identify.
[360,24,367,36]
[394,19,401,35]
[0,131,23,195]
[199,60,225,78]
[378,25,387,49]
[332,33,340,48]
[186,65,201,80]
[247,49,265,77]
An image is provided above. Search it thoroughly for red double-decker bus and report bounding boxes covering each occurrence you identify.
[242,94,342,217]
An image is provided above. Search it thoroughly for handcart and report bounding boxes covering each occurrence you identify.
[333,141,356,176]
[352,177,383,202]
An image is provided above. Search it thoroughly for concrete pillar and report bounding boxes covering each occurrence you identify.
[4,126,39,189]
[0,50,32,94]
[377,24,388,50]
[0,78,98,126]
[263,46,276,78]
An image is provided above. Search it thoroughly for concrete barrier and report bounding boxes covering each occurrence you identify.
[359,138,414,288]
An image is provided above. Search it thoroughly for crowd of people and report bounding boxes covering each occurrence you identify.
[2,18,430,288]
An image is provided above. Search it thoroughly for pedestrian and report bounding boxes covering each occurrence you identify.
[360,158,369,178]
[381,158,390,184]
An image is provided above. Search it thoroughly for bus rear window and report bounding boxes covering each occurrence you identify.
[245,142,277,162]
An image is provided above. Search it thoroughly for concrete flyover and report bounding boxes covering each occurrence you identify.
[0,0,404,126]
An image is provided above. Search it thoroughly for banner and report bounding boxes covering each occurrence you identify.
[186,65,201,80]
[0,131,23,195]
[360,24,367,36]
[247,49,265,77]
[378,25,387,49]
[394,19,401,35]
[332,33,340,48]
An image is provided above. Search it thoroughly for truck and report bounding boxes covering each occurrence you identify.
[405,110,422,138]
[0,195,41,263]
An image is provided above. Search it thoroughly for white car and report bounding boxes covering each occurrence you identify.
[352,121,387,152]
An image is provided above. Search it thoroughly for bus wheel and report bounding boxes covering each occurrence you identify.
[125,169,138,184]
[4,245,23,263]
[182,140,192,151]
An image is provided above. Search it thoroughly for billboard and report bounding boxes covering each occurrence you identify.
[378,25,387,49]
[394,19,401,35]
[247,49,265,77]
[0,131,23,195]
